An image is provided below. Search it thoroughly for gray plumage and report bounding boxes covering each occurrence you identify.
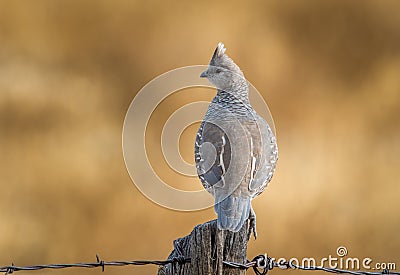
[195,43,278,235]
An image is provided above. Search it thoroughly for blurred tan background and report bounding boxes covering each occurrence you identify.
[1,1,399,274]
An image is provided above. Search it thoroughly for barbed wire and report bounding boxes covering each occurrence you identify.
[0,255,189,274]
[0,254,398,275]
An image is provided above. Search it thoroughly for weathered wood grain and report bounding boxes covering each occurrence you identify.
[158,219,248,275]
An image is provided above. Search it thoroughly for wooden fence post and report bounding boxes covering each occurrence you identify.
[158,219,248,275]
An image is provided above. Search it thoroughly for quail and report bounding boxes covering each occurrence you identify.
[195,42,278,239]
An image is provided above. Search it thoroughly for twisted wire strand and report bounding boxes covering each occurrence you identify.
[0,254,398,275]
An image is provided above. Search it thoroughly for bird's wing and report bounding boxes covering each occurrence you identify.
[195,121,231,192]
[246,114,278,197]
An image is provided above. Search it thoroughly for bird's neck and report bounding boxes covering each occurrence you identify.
[216,83,250,106]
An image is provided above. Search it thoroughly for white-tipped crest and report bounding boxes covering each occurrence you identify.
[216,42,226,57]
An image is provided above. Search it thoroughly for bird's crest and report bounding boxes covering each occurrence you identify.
[212,42,226,60]
[209,42,243,78]
[210,42,228,66]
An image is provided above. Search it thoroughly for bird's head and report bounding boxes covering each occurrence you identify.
[200,42,245,92]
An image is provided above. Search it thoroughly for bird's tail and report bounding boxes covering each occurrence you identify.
[214,195,251,232]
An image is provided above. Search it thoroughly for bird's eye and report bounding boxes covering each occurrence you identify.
[215,68,222,73]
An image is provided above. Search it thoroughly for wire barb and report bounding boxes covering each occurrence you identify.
[5,263,14,275]
[95,254,105,272]
[251,254,271,275]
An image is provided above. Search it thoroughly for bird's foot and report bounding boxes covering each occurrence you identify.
[248,207,257,240]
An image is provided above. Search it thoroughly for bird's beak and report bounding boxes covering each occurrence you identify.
[200,70,208,78]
